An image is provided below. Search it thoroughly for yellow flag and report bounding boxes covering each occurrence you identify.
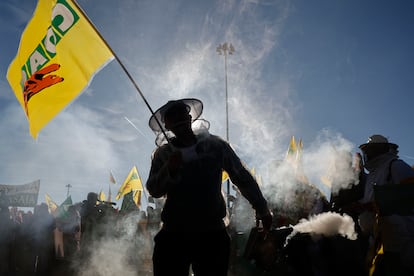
[222,170,229,183]
[116,166,143,200]
[286,136,297,158]
[45,193,58,214]
[98,190,106,202]
[7,0,114,139]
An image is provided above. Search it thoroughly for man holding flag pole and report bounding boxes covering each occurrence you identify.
[7,2,272,275]
[146,98,273,276]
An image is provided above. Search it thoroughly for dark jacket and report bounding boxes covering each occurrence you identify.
[146,132,269,232]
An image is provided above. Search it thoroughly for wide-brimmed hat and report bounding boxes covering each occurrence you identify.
[149,98,203,132]
[359,134,398,150]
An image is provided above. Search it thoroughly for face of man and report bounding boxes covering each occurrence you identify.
[361,143,389,163]
[164,104,192,132]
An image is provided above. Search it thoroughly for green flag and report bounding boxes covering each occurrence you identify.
[55,195,73,218]
[120,191,139,213]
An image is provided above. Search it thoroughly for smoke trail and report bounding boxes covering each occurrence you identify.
[73,211,153,276]
[301,131,360,199]
[286,211,357,242]
[261,130,359,212]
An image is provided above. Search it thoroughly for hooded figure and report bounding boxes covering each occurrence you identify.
[358,134,414,275]
[146,98,272,276]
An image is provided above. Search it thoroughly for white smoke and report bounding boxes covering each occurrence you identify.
[74,211,154,276]
[287,211,357,242]
[262,130,360,213]
[301,130,360,198]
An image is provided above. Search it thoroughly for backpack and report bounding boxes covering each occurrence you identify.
[373,159,414,216]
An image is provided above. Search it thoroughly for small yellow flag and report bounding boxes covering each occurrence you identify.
[7,0,114,139]
[116,166,143,200]
[45,193,58,214]
[222,170,229,183]
[286,136,297,158]
[98,190,106,202]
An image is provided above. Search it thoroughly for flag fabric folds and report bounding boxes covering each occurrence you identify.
[120,191,140,212]
[285,136,304,169]
[116,166,143,200]
[7,0,114,139]
[286,136,297,159]
[108,185,112,202]
[108,170,116,201]
[222,170,229,183]
[55,195,73,218]
[98,190,106,202]
[297,138,303,161]
[45,193,58,214]
[109,170,117,184]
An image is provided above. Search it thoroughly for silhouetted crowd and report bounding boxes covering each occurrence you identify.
[0,186,365,276]
[0,193,162,276]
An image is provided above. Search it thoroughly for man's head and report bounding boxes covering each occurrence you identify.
[87,192,98,205]
[359,134,398,163]
[162,101,192,130]
[149,98,203,132]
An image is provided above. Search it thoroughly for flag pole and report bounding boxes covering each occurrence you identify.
[71,0,169,142]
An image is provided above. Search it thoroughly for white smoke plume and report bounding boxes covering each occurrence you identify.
[287,211,357,242]
[73,211,154,276]
[262,130,360,213]
[301,130,360,198]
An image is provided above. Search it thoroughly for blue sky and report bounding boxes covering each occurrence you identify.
[1,0,413,206]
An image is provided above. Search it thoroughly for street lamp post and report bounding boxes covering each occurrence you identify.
[216,42,235,142]
[217,42,235,209]
[65,183,72,198]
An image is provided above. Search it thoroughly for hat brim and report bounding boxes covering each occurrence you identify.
[149,98,203,132]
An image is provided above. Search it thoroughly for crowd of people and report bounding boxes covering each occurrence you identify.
[0,192,163,276]
[1,97,413,276]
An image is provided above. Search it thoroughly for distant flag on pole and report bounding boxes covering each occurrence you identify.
[98,190,106,202]
[108,170,116,202]
[296,138,303,162]
[55,195,72,218]
[108,185,112,202]
[7,0,114,139]
[109,170,116,184]
[120,191,139,212]
[116,166,143,200]
[222,170,229,183]
[286,136,297,158]
[45,193,58,214]
[286,135,302,169]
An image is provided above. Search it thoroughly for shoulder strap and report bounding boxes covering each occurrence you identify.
[386,159,397,183]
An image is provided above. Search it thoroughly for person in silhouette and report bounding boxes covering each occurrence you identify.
[146,98,272,276]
